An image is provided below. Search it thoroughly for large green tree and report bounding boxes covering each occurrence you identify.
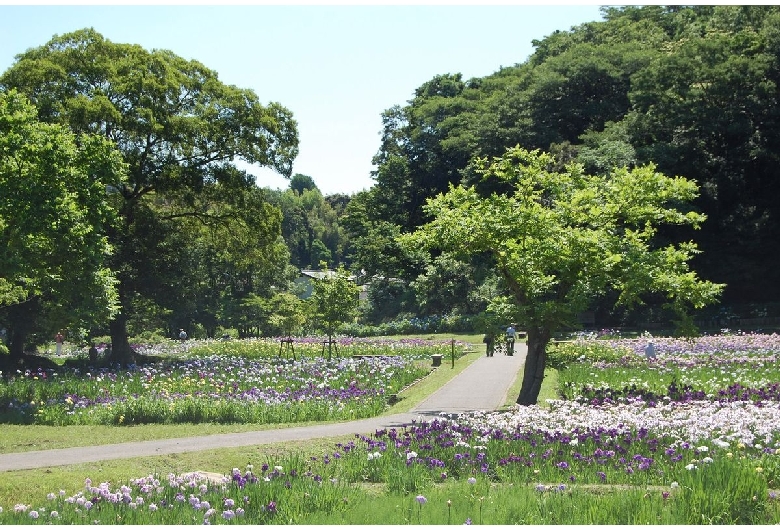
[401,147,723,405]
[1,29,298,362]
[0,90,125,361]
[370,6,780,316]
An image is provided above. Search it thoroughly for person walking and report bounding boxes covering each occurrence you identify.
[483,332,495,357]
[505,324,516,356]
[55,331,64,356]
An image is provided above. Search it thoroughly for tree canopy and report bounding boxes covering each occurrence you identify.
[3,7,780,354]
[0,90,125,360]
[307,265,360,359]
[0,28,299,361]
[370,5,780,307]
[400,147,723,404]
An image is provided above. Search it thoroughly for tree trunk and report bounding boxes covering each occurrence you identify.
[8,326,27,363]
[326,333,334,361]
[6,298,39,364]
[516,325,552,405]
[109,313,134,365]
[107,207,136,366]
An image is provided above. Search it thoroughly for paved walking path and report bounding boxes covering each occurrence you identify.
[0,343,526,472]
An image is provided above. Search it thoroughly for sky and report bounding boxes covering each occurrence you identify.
[0,3,606,196]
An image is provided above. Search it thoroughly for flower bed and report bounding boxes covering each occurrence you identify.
[0,337,464,426]
[2,333,779,524]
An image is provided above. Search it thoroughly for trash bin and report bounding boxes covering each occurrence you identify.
[431,354,443,367]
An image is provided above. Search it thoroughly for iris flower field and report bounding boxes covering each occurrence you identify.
[0,338,446,426]
[2,333,780,524]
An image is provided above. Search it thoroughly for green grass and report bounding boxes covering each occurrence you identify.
[0,437,347,509]
[0,421,332,453]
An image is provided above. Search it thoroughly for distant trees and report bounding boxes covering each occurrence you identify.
[410,254,478,316]
[625,6,780,302]
[368,5,780,313]
[289,173,318,195]
[307,265,360,359]
[265,292,307,339]
[180,184,295,339]
[3,6,779,351]
[371,74,474,232]
[269,179,348,271]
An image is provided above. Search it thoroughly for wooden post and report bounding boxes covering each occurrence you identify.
[451,339,455,368]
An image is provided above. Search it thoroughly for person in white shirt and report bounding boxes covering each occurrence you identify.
[645,340,656,359]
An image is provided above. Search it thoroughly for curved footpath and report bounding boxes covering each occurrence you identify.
[0,343,527,472]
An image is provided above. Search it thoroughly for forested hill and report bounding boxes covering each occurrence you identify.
[357,5,780,306]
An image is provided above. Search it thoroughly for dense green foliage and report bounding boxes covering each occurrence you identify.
[0,29,299,359]
[307,266,360,358]
[401,146,723,404]
[3,6,780,356]
[0,90,125,362]
[365,5,780,313]
[267,180,349,270]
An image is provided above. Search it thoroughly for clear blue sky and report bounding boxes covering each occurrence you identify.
[0,3,605,196]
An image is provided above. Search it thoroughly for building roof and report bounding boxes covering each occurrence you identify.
[299,269,357,282]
